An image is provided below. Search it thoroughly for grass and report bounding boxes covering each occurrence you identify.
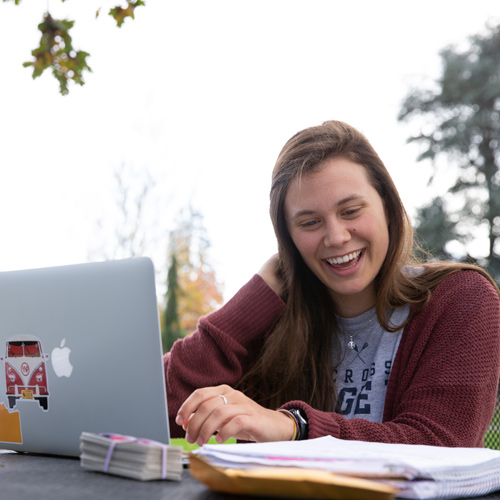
[484,406,500,450]
[484,431,500,450]
[170,437,237,452]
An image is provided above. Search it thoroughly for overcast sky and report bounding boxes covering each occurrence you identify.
[0,1,499,300]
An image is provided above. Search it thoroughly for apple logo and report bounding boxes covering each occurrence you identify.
[51,338,73,378]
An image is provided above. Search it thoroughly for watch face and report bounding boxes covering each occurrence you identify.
[289,409,308,440]
[295,410,307,424]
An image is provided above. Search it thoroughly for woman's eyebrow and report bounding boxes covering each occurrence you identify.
[288,209,316,219]
[337,194,363,205]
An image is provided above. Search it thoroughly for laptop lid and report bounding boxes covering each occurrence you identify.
[0,257,170,456]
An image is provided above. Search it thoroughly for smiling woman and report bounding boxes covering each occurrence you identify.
[164,120,500,450]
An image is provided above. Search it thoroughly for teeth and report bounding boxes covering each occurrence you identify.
[327,250,361,265]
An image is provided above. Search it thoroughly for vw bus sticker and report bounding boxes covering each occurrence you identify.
[1,335,50,411]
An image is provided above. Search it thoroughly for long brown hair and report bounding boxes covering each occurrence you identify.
[239,120,499,412]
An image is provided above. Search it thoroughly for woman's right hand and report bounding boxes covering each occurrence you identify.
[175,385,295,446]
[258,254,284,297]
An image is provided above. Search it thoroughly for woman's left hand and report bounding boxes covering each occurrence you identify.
[175,385,295,445]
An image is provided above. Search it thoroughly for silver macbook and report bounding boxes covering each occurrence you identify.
[0,257,170,456]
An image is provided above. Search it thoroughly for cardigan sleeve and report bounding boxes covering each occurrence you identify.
[164,274,285,437]
[280,271,500,447]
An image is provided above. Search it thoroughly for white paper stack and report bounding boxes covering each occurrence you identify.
[80,432,183,481]
[196,436,500,499]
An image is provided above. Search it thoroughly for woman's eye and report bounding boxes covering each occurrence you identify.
[300,220,319,228]
[343,208,359,217]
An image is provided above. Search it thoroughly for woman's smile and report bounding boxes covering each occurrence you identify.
[324,249,363,268]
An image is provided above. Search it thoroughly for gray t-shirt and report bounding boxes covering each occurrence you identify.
[334,305,410,422]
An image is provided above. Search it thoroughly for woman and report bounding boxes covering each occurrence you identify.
[165,120,500,448]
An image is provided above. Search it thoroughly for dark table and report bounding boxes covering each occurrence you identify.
[0,450,278,500]
[2,449,500,500]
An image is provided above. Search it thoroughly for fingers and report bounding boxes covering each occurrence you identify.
[176,384,231,428]
[186,386,255,446]
[176,386,257,445]
[176,385,234,445]
[176,385,297,445]
[191,402,249,446]
[257,254,284,297]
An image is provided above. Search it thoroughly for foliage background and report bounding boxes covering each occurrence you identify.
[399,23,500,278]
[0,1,499,301]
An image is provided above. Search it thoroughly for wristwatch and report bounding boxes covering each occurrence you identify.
[288,409,308,440]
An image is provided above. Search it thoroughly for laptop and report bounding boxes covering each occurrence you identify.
[0,257,170,456]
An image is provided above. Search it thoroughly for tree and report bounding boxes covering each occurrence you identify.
[398,22,500,280]
[85,165,223,352]
[162,252,183,352]
[413,196,457,261]
[89,163,157,262]
[3,0,145,95]
[161,209,224,352]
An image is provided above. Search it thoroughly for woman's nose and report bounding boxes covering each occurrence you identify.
[323,219,351,247]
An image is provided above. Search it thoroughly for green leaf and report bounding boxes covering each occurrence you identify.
[109,0,145,27]
[23,13,92,95]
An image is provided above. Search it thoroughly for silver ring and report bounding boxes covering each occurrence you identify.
[218,394,228,405]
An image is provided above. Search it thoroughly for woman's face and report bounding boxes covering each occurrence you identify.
[284,157,389,317]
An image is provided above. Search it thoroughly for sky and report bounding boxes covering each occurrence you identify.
[0,0,499,301]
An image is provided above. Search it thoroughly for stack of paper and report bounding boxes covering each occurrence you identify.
[80,432,183,481]
[194,436,500,499]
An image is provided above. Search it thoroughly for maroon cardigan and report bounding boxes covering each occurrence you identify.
[164,270,500,447]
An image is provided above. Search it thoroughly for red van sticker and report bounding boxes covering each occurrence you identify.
[1,335,50,412]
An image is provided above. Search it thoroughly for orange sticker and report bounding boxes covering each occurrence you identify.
[0,402,22,443]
